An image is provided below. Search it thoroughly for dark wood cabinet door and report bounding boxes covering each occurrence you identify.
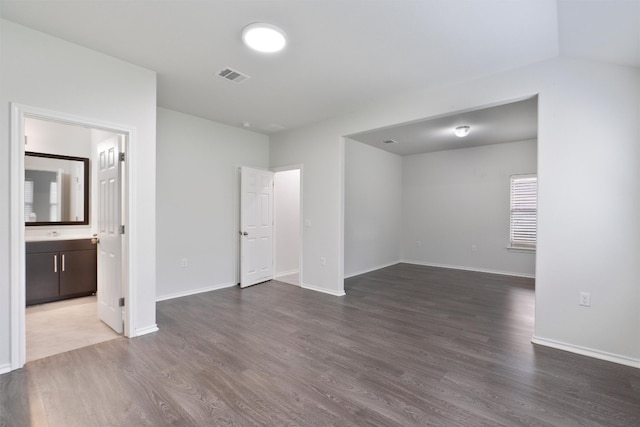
[59,249,97,297]
[26,252,59,305]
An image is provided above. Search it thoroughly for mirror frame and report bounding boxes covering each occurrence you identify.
[25,151,90,226]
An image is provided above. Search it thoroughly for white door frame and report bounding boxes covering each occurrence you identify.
[272,165,303,287]
[9,103,135,371]
[234,164,304,287]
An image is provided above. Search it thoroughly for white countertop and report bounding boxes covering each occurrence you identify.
[25,234,94,242]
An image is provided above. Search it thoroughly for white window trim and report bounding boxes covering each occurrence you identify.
[507,245,536,253]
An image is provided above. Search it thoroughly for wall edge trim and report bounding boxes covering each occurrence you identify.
[531,336,640,369]
[134,325,159,337]
[275,269,300,278]
[156,282,236,302]
[344,261,401,279]
[301,283,346,297]
[402,259,535,278]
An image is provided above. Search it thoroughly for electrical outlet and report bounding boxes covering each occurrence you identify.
[320,257,326,266]
[180,258,188,268]
[471,245,477,252]
[416,241,421,247]
[579,292,591,307]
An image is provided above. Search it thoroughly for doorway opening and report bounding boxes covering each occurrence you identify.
[343,96,538,282]
[10,104,134,370]
[274,167,302,286]
[236,165,302,288]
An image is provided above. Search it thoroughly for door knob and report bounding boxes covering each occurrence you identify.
[240,231,248,236]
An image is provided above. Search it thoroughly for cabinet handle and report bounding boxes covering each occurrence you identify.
[62,254,65,272]
[54,254,57,273]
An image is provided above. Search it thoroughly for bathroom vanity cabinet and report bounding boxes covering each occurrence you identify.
[26,239,97,306]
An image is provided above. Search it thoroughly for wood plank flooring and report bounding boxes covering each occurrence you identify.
[2,263,639,426]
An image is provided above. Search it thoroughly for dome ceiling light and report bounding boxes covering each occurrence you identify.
[242,23,287,53]
[454,125,471,137]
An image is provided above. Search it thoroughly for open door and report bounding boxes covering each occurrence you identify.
[96,136,123,333]
[240,166,274,288]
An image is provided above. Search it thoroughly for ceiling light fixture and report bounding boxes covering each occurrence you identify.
[242,23,287,53]
[454,126,471,137]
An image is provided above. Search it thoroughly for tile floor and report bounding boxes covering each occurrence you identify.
[26,295,120,362]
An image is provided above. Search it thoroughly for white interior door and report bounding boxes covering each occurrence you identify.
[240,166,274,288]
[96,136,123,333]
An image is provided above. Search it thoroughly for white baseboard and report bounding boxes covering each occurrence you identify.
[0,363,12,375]
[277,280,300,287]
[402,259,535,279]
[156,282,236,302]
[275,269,299,278]
[532,336,640,369]
[274,273,301,287]
[135,324,159,337]
[301,282,346,297]
[344,261,401,279]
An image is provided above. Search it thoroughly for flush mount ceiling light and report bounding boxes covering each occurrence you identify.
[454,125,471,137]
[242,23,287,53]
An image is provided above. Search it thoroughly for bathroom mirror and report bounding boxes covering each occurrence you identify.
[25,151,89,226]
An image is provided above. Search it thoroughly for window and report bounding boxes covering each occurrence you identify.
[510,174,537,250]
[24,179,34,222]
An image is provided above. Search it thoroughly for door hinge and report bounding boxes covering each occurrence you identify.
[118,297,125,307]
[119,152,125,162]
[119,225,125,234]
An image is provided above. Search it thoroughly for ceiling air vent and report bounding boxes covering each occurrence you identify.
[217,67,250,84]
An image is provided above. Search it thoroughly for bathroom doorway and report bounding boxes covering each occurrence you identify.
[10,105,134,368]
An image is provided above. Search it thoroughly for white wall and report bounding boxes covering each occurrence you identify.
[274,169,300,277]
[402,139,537,277]
[270,57,640,366]
[24,117,92,158]
[270,123,346,296]
[155,108,269,300]
[345,139,402,277]
[0,20,158,371]
[533,60,640,365]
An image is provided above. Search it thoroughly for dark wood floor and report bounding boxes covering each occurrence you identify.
[2,263,639,426]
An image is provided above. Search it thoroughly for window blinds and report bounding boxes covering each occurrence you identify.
[510,175,537,249]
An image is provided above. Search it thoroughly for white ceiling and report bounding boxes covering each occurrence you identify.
[348,97,538,156]
[1,0,638,142]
